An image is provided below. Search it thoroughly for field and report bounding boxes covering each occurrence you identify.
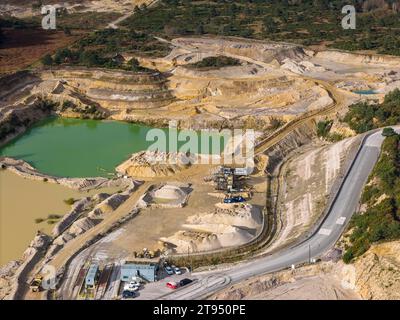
[0,8,125,74]
[0,28,83,74]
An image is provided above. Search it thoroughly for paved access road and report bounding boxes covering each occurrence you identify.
[162,128,396,300]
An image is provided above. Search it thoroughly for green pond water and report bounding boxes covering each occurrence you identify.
[353,89,377,95]
[0,117,227,178]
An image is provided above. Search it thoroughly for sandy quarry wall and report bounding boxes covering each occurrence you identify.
[40,68,165,86]
[170,68,295,100]
[0,102,51,147]
[173,37,309,64]
[169,66,329,115]
[264,119,317,173]
[0,71,40,98]
[39,68,175,109]
[316,50,400,67]
[344,240,400,300]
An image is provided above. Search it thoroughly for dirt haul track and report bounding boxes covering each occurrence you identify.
[254,78,347,155]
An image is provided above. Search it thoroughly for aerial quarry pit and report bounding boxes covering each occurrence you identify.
[1,2,400,303]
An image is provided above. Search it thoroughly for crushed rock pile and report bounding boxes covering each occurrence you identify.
[116,151,194,178]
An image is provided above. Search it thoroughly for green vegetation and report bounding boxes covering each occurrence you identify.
[35,214,62,225]
[62,27,72,36]
[327,132,346,142]
[43,47,125,69]
[48,214,62,220]
[316,120,333,138]
[269,117,285,130]
[186,56,241,69]
[41,54,53,66]
[122,0,400,55]
[126,58,147,72]
[35,98,58,112]
[0,114,19,141]
[316,119,345,141]
[343,89,400,133]
[55,11,121,30]
[1,10,168,72]
[63,198,75,205]
[343,132,400,263]
[0,10,120,31]
[42,29,169,70]
[382,127,397,137]
[0,16,39,29]
[75,28,170,58]
[57,100,106,120]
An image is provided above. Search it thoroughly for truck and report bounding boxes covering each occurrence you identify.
[29,275,43,292]
[223,196,246,204]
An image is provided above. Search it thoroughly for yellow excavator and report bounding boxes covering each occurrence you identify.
[29,275,43,292]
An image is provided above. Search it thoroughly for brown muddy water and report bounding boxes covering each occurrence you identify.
[0,170,119,266]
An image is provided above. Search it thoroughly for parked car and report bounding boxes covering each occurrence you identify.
[165,266,174,275]
[179,278,193,287]
[223,196,245,204]
[172,265,182,275]
[122,290,136,299]
[124,281,140,291]
[166,281,178,289]
[130,277,143,284]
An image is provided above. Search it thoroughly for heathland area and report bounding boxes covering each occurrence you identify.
[122,0,400,54]
[3,0,400,73]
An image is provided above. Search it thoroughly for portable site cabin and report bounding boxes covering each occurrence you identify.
[85,264,99,289]
[234,167,251,176]
[120,263,158,282]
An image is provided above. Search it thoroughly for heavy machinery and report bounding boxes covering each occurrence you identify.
[223,196,246,204]
[29,275,43,292]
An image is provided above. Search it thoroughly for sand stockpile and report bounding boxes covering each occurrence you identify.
[281,58,326,75]
[88,193,129,217]
[161,203,262,253]
[161,231,220,253]
[69,217,98,236]
[188,203,262,229]
[154,184,187,200]
[183,225,253,246]
[116,151,193,178]
[138,183,192,208]
[161,226,254,253]
[162,226,253,253]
